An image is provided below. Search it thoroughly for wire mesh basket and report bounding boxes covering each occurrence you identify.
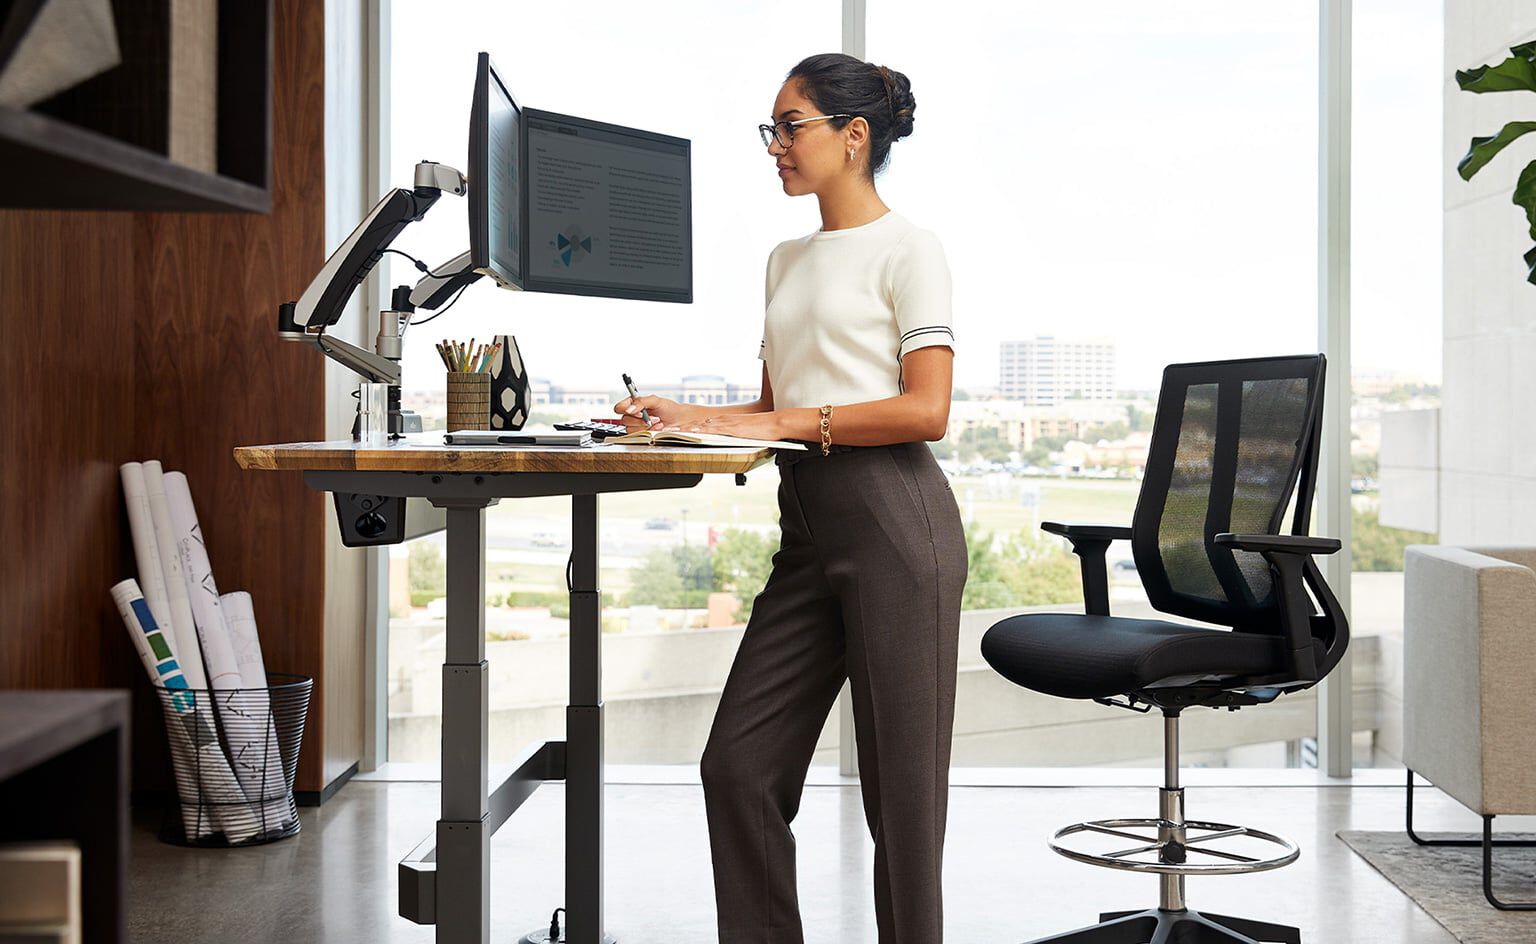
[150,672,312,847]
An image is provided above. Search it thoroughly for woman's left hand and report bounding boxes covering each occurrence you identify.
[670,411,783,440]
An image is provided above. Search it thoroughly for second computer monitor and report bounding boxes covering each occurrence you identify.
[468,52,521,289]
[520,107,692,304]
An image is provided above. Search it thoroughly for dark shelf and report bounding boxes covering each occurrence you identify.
[0,107,269,212]
[0,0,272,213]
[0,690,128,943]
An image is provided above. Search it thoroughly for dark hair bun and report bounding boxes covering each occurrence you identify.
[787,53,915,177]
[881,66,916,140]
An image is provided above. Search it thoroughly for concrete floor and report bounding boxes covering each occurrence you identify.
[127,779,1474,943]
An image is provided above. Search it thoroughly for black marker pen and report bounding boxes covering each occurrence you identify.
[621,373,654,427]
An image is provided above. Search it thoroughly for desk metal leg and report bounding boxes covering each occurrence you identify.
[438,502,492,944]
[567,492,612,944]
[300,470,706,942]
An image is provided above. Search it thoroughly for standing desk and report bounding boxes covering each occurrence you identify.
[234,437,774,944]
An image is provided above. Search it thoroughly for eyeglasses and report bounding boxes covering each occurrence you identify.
[758,114,854,149]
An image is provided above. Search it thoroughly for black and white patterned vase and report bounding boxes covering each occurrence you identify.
[487,334,530,431]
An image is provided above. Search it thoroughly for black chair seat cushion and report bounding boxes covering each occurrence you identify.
[980,613,1324,700]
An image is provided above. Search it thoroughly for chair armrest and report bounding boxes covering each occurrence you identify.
[1214,532,1341,683]
[1041,521,1133,542]
[1040,521,1131,616]
[1213,533,1341,555]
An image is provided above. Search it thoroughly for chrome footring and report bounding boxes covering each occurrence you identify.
[1049,817,1300,875]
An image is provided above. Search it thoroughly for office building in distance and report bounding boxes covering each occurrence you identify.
[1000,335,1116,405]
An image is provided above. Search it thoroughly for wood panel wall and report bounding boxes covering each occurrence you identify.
[0,0,332,794]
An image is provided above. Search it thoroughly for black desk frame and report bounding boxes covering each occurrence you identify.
[306,469,709,944]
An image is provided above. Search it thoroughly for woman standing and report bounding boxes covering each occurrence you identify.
[613,53,967,943]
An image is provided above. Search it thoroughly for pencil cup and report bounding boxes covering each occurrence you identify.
[446,372,491,431]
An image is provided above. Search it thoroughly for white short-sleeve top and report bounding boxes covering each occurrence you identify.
[757,209,953,412]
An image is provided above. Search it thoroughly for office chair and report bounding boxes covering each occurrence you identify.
[980,354,1348,944]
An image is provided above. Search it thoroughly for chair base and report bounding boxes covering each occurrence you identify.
[1024,907,1300,943]
[1025,712,1303,943]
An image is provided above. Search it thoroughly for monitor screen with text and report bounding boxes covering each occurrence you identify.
[521,108,691,303]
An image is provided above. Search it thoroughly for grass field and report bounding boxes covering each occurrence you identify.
[474,471,1142,599]
[588,468,1141,531]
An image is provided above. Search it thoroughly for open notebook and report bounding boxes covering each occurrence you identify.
[603,429,808,450]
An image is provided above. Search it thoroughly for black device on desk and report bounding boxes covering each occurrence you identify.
[554,420,628,438]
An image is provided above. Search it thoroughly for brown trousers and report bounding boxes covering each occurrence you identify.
[700,440,968,943]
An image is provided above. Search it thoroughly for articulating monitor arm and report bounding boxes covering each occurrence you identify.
[409,249,483,310]
[277,161,467,345]
[313,334,400,386]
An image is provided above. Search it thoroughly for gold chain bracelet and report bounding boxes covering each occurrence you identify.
[819,404,832,456]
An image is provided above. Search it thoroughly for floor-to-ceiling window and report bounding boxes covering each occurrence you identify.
[383,0,840,765]
[377,1,1390,773]
[866,2,1321,767]
[1348,0,1443,770]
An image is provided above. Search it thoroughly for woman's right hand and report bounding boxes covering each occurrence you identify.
[612,394,698,431]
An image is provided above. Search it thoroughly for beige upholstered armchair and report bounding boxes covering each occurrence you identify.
[1402,544,1536,910]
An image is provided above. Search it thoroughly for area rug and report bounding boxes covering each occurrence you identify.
[1337,830,1536,943]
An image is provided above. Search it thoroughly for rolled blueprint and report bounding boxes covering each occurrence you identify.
[164,470,274,835]
[110,579,257,842]
[221,591,293,832]
[163,471,243,691]
[119,463,173,649]
[142,461,207,691]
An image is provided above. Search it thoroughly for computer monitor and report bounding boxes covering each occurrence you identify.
[520,107,692,304]
[468,52,522,289]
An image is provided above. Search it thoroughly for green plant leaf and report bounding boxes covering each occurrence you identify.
[1514,160,1536,239]
[1524,244,1536,286]
[1457,45,1536,92]
[1458,121,1536,180]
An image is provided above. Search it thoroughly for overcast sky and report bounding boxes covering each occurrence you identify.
[387,0,1443,397]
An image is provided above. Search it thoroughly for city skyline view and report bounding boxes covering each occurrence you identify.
[401,334,1442,400]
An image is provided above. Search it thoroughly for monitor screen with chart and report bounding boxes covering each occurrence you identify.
[519,107,692,304]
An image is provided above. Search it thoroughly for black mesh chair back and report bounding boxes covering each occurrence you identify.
[1131,355,1339,670]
